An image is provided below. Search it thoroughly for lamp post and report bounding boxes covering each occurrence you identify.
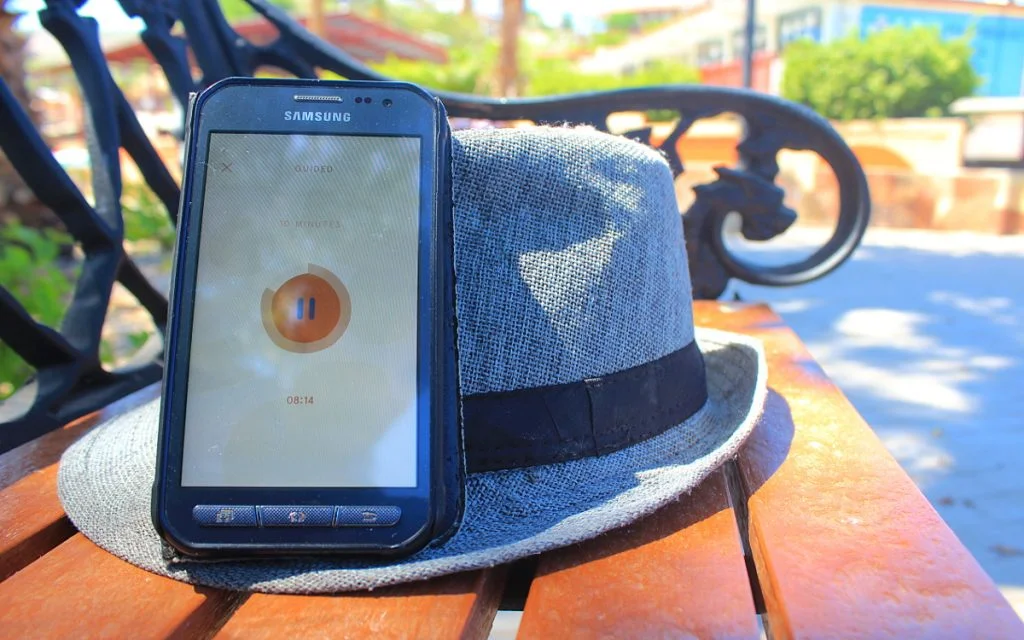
[742,0,756,89]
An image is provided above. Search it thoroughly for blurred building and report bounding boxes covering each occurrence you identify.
[600,0,695,29]
[579,0,1024,97]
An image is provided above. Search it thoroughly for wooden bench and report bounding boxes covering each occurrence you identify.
[2,303,1020,638]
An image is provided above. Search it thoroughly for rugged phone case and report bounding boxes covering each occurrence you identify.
[153,80,464,557]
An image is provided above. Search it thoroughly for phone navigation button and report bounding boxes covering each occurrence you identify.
[258,505,335,527]
[334,506,402,527]
[193,505,258,527]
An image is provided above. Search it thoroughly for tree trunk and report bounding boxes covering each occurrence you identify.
[308,0,325,38]
[498,0,521,98]
[0,8,53,228]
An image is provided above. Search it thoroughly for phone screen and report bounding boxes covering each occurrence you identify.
[180,132,422,489]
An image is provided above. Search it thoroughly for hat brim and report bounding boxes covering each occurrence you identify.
[57,327,766,594]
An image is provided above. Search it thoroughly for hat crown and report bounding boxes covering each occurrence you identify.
[452,127,696,396]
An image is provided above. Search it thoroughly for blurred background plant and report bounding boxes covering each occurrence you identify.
[0,209,162,399]
[122,182,176,251]
[0,222,74,399]
[365,0,700,108]
[782,25,979,120]
[219,0,297,20]
[371,51,700,99]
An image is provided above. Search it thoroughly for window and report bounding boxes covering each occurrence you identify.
[697,39,725,66]
[778,7,823,49]
[731,25,767,59]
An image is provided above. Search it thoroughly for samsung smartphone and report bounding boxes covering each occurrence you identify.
[153,78,460,557]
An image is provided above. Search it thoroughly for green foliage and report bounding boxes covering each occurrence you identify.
[218,0,296,22]
[128,330,151,352]
[0,223,75,399]
[588,30,631,48]
[358,3,488,51]
[122,182,176,251]
[621,59,701,89]
[364,2,499,93]
[371,42,500,95]
[586,10,674,50]
[374,45,699,100]
[521,60,621,96]
[781,26,979,120]
[366,0,698,100]
[99,339,115,368]
[524,58,699,100]
[606,12,641,32]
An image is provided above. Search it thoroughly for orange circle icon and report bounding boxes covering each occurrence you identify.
[271,273,341,343]
[261,264,350,353]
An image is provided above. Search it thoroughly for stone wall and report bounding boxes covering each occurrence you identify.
[668,117,1024,235]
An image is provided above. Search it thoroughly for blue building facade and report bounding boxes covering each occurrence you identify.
[859,5,1024,97]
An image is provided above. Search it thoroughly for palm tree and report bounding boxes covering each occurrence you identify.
[0,4,50,228]
[498,0,522,97]
[308,0,325,37]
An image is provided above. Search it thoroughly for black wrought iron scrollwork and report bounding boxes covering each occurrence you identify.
[0,1,170,451]
[0,0,870,450]
[118,0,197,127]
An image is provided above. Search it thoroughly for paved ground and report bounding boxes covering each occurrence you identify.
[727,226,1024,613]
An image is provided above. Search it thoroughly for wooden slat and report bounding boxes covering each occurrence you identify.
[0,384,159,491]
[0,384,159,581]
[0,534,245,638]
[1,382,505,638]
[518,469,759,639]
[6,302,1021,638]
[0,465,75,582]
[0,383,244,636]
[694,302,1024,639]
[217,569,505,640]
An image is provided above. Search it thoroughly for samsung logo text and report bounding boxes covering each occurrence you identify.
[284,111,351,123]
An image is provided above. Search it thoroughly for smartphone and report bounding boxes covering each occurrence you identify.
[153,78,461,557]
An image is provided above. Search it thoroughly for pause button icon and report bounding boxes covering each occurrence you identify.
[296,297,317,321]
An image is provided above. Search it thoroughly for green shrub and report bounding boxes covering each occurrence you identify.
[0,223,75,399]
[782,26,979,120]
[373,49,698,106]
[371,43,499,95]
[524,58,698,123]
[618,59,701,89]
[0,215,161,399]
[122,182,176,250]
[219,0,296,21]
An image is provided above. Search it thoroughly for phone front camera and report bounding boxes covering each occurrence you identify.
[365,97,373,104]
[383,99,393,108]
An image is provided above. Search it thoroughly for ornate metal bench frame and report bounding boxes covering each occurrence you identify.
[0,0,870,452]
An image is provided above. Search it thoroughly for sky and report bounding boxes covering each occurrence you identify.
[8,0,663,34]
